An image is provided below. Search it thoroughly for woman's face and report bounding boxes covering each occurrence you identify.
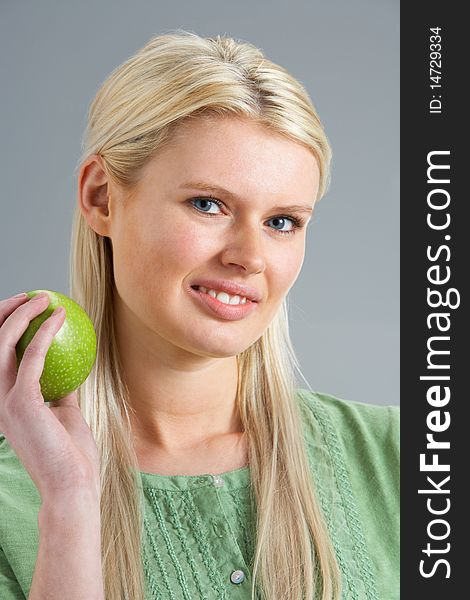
[105,116,320,358]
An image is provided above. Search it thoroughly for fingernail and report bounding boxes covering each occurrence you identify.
[13,292,27,298]
[52,307,64,317]
[32,292,48,301]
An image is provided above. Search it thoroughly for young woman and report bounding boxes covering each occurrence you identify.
[0,31,399,599]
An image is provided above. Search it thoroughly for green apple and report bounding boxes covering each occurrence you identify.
[15,290,97,402]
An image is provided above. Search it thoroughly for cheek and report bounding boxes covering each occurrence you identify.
[121,215,218,294]
[157,225,216,267]
[268,244,305,297]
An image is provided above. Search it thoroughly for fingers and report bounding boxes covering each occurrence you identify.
[0,293,29,327]
[0,293,42,395]
[15,304,66,397]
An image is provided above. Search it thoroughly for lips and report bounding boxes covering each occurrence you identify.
[187,285,258,321]
[190,279,262,303]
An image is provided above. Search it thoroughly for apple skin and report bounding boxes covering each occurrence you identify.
[15,290,97,402]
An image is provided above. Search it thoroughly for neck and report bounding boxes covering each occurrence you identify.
[113,297,242,455]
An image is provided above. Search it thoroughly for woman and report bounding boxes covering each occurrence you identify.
[0,30,399,599]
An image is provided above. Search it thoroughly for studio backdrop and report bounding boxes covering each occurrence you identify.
[0,0,399,406]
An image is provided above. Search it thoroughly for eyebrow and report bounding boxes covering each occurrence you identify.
[178,181,314,214]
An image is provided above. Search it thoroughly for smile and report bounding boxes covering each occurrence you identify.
[193,285,249,305]
[188,285,258,321]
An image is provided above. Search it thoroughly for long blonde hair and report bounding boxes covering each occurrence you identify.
[70,29,341,599]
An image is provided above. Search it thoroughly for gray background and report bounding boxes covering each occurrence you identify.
[0,0,399,406]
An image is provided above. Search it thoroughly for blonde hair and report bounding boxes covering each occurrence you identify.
[70,29,340,599]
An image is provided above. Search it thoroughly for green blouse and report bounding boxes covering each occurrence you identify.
[0,389,399,599]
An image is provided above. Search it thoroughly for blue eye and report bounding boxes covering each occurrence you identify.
[192,197,222,214]
[189,196,304,236]
[267,216,298,234]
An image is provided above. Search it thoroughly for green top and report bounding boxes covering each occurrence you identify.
[0,389,399,599]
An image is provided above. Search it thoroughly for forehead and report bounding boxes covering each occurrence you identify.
[142,115,320,201]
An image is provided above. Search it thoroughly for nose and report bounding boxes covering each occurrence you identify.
[220,221,266,275]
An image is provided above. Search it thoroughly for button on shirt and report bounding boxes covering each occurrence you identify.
[230,569,246,584]
[140,467,255,599]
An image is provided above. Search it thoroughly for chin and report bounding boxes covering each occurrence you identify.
[194,340,251,359]
[184,329,259,359]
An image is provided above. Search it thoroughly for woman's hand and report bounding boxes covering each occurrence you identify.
[0,292,101,501]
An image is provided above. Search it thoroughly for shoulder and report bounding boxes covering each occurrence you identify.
[0,432,25,488]
[294,388,400,528]
[0,433,41,598]
[0,432,41,517]
[295,388,399,458]
[0,432,31,480]
[295,390,400,598]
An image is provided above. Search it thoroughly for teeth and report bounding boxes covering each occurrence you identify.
[216,292,231,304]
[197,286,248,305]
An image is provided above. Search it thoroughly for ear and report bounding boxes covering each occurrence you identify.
[77,154,115,237]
